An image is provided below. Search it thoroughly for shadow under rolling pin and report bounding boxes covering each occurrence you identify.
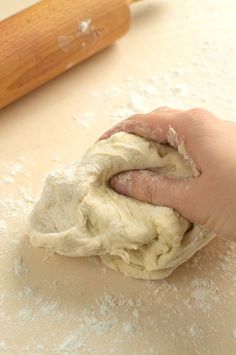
[0,0,144,110]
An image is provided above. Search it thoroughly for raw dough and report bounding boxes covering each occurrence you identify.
[29,132,213,280]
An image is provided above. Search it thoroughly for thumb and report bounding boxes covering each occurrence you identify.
[110,170,195,220]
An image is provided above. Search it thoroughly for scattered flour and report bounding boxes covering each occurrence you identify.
[0,341,6,352]
[2,176,14,184]
[9,163,23,176]
[73,112,95,128]
[0,292,6,305]
[16,308,33,321]
[35,344,45,353]
[1,40,236,352]
[17,286,35,300]
[190,278,220,312]
[14,257,28,275]
[104,86,122,99]
[122,322,138,334]
[129,92,147,111]
[0,220,7,237]
[57,332,85,353]
[40,302,59,316]
[189,324,203,338]
[79,19,91,34]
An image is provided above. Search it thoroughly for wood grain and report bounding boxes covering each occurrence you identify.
[0,0,131,109]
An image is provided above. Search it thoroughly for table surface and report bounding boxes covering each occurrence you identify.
[1,1,236,354]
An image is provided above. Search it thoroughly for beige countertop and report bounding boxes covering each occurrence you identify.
[1,1,236,354]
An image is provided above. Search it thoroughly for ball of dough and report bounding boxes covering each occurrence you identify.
[29,132,213,279]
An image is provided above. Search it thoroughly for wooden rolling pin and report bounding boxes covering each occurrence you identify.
[0,0,141,109]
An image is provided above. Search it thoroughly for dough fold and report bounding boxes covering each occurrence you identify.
[29,132,213,279]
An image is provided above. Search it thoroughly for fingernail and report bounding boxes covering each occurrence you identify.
[110,173,132,196]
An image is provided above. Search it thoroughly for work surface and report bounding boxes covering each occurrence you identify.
[1,1,236,354]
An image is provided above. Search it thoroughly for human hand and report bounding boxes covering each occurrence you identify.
[101,108,236,241]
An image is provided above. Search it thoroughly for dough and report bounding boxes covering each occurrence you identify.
[29,132,213,280]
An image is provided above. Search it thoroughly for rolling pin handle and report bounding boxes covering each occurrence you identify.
[128,0,142,4]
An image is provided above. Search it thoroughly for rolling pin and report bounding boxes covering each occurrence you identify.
[0,0,142,109]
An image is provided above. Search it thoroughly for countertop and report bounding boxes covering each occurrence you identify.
[1,1,236,354]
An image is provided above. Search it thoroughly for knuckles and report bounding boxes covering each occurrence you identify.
[186,108,212,122]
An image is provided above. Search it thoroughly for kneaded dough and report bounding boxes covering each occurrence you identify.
[29,132,213,280]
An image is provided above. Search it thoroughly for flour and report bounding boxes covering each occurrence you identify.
[0,341,6,352]
[19,187,36,203]
[79,19,91,34]
[8,163,23,176]
[2,176,14,184]
[190,279,220,311]
[0,312,6,321]
[109,107,134,121]
[57,332,85,353]
[1,66,236,354]
[1,156,236,354]
[16,308,33,321]
[0,292,6,306]
[158,125,199,176]
[0,220,7,237]
[167,126,180,148]
[70,43,236,131]
[40,302,59,316]
[0,197,32,219]
[17,286,35,300]
[54,291,143,353]
[105,86,122,97]
[129,92,147,111]
[73,112,95,128]
[14,257,28,275]
[35,344,45,353]
[189,324,203,338]
[171,84,188,96]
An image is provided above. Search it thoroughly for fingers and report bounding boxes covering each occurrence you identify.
[110,170,196,219]
[100,107,218,144]
[100,110,186,144]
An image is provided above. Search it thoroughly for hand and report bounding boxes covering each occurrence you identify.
[101,108,236,241]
